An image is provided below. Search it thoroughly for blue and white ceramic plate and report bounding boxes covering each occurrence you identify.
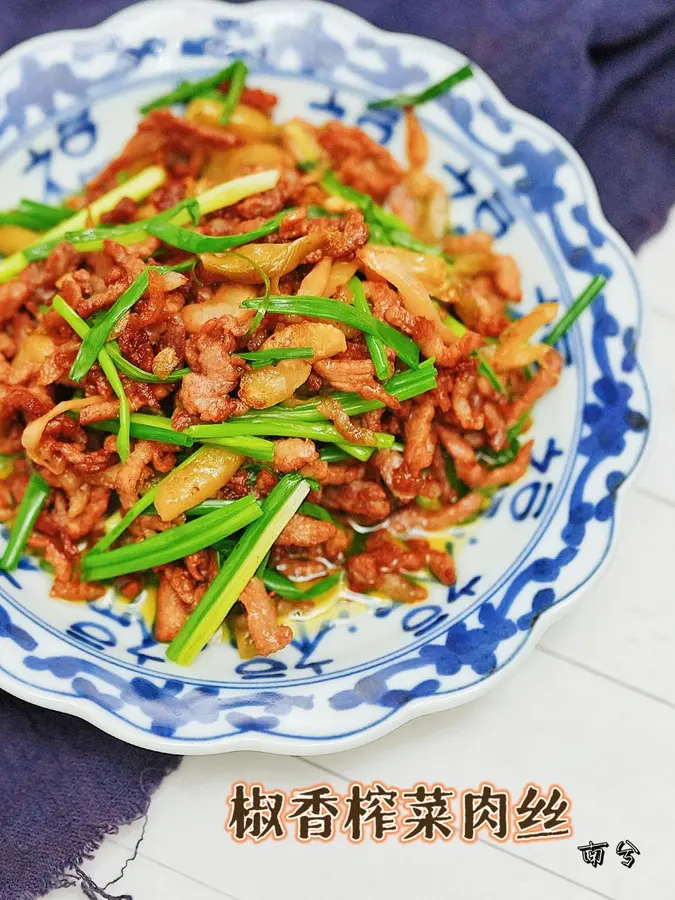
[0,0,650,755]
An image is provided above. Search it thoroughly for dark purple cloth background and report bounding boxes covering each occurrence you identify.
[0,696,179,899]
[1,2,673,898]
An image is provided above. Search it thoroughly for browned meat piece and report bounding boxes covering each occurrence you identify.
[49,485,110,541]
[313,359,399,409]
[373,450,439,504]
[437,425,533,490]
[157,555,217,624]
[451,358,484,431]
[273,438,318,473]
[388,491,484,533]
[99,196,138,225]
[322,480,391,523]
[365,280,482,369]
[117,327,155,372]
[505,349,563,426]
[408,538,457,586]
[155,571,190,643]
[69,241,145,318]
[115,439,176,509]
[28,530,104,602]
[279,208,369,260]
[483,401,508,452]
[239,576,293,657]
[177,316,244,422]
[377,573,427,603]
[273,557,329,580]
[346,530,428,599]
[275,514,337,547]
[85,109,242,199]
[404,396,436,476]
[318,121,403,202]
[323,526,353,560]
[233,169,300,219]
[234,85,279,114]
[316,397,381,447]
[323,462,366,485]
[443,231,493,256]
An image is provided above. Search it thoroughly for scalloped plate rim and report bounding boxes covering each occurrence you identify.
[0,0,651,755]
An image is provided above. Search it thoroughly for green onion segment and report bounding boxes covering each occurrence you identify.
[0,199,75,231]
[69,271,151,381]
[55,289,189,387]
[349,277,390,380]
[200,436,275,460]
[368,64,473,109]
[105,342,190,384]
[0,473,50,571]
[90,484,160,555]
[298,501,335,523]
[0,166,166,283]
[167,473,309,665]
[52,295,132,461]
[218,59,248,124]
[90,445,228,554]
[545,275,607,346]
[146,206,292,254]
[23,170,280,262]
[242,359,437,422]
[242,294,420,368]
[90,418,191,449]
[187,418,395,449]
[236,347,314,368]
[262,568,341,600]
[82,494,261,580]
[140,61,241,114]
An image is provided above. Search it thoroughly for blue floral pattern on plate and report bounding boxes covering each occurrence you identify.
[0,0,650,754]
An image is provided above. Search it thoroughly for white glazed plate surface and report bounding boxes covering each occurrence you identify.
[0,0,650,754]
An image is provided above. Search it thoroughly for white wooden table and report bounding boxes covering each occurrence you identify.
[51,217,675,900]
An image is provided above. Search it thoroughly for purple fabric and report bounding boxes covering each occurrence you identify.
[0,1,672,898]
[0,694,179,899]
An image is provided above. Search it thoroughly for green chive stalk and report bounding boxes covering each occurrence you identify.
[166,473,310,665]
[69,272,151,381]
[90,445,228,554]
[239,359,437,422]
[545,275,607,346]
[90,484,160,555]
[219,59,248,124]
[349,277,390,380]
[368,64,473,109]
[298,501,335,523]
[262,568,341,600]
[0,473,50,570]
[105,342,190,384]
[90,416,194,449]
[242,294,420,368]
[82,494,261,580]
[146,206,293,255]
[187,418,396,449]
[140,61,241,114]
[0,166,166,283]
[0,199,75,231]
[23,170,280,260]
[52,295,132,460]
